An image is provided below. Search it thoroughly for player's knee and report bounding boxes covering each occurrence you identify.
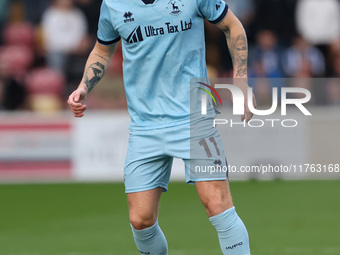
[129,213,157,230]
[203,195,233,217]
[205,199,227,216]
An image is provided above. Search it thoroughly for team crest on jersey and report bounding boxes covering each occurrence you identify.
[167,0,184,16]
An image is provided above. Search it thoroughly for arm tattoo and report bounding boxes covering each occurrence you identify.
[84,61,106,92]
[95,53,110,64]
[236,67,247,77]
[222,26,248,77]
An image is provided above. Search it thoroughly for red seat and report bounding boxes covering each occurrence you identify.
[2,22,35,48]
[25,68,65,96]
[0,45,34,77]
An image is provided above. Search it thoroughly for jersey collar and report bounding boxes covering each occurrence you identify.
[141,0,156,4]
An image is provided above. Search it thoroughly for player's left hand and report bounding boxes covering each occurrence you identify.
[242,93,257,122]
[67,86,88,118]
[234,81,257,122]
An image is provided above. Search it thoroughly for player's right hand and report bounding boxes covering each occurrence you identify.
[67,86,88,118]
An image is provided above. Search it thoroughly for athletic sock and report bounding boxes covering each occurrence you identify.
[131,219,168,255]
[209,206,250,255]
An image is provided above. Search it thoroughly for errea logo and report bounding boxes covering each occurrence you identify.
[124,11,134,23]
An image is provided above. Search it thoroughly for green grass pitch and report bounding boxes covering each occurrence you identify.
[0,180,339,255]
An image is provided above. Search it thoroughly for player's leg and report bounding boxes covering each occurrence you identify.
[124,129,172,255]
[128,188,168,255]
[196,180,250,255]
[185,112,251,254]
[195,179,233,217]
[128,188,163,230]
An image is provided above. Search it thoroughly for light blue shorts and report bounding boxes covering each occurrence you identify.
[124,118,228,193]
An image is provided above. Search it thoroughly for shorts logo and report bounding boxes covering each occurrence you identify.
[124,11,134,23]
[167,0,183,16]
[213,159,222,166]
[127,26,144,43]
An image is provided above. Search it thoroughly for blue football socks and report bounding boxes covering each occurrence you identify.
[209,206,251,255]
[131,219,168,255]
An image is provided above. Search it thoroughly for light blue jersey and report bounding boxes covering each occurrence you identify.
[97,0,228,130]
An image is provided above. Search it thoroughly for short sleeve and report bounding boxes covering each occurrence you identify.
[196,0,229,24]
[97,0,120,45]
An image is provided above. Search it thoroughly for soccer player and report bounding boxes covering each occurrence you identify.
[68,0,256,254]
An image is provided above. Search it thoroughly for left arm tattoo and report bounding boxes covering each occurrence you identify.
[221,26,248,78]
[84,61,106,92]
[95,54,110,64]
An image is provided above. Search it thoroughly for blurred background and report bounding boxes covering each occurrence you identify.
[0,0,340,114]
[0,0,339,182]
[0,1,339,255]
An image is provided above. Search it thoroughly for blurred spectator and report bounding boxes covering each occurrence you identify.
[0,55,27,110]
[0,0,8,21]
[282,36,325,77]
[228,0,255,26]
[41,0,88,72]
[250,30,285,78]
[21,0,50,24]
[327,40,340,77]
[296,0,340,45]
[75,0,101,39]
[228,0,256,43]
[331,54,340,78]
[253,0,297,44]
[251,78,275,106]
[0,0,8,41]
[326,79,340,105]
[249,30,287,106]
[7,0,25,23]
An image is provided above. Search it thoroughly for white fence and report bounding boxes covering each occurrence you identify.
[0,107,339,182]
